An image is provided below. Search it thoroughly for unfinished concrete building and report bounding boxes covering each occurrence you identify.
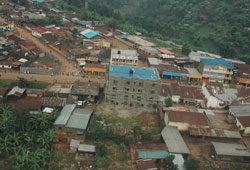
[105,65,161,109]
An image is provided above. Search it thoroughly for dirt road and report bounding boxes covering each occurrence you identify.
[15,26,79,73]
[0,72,105,85]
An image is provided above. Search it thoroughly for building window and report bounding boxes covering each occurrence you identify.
[152,83,155,87]
[125,88,129,92]
[151,90,155,94]
[113,87,117,91]
[138,89,142,93]
[139,82,143,87]
[126,81,130,85]
[141,104,144,107]
[124,95,128,98]
[134,82,136,85]
[113,80,118,85]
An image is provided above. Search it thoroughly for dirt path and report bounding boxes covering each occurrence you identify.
[15,26,79,73]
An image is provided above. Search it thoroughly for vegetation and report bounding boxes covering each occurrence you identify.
[0,79,48,89]
[95,144,109,168]
[165,97,173,107]
[57,0,250,63]
[166,155,178,170]
[0,104,55,170]
[29,16,63,26]
[184,159,200,170]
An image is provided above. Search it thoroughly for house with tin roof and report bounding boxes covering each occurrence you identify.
[80,29,102,39]
[165,110,209,131]
[229,104,250,136]
[159,48,175,60]
[211,142,250,162]
[54,104,93,135]
[198,58,233,83]
[32,27,50,38]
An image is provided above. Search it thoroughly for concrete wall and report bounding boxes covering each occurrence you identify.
[202,83,225,108]
[168,122,190,131]
[20,52,61,74]
[105,75,161,109]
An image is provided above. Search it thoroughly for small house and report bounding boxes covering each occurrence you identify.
[77,144,96,158]
[70,139,80,153]
[7,86,25,100]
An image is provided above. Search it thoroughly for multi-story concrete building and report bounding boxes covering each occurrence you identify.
[198,58,233,83]
[105,65,161,109]
[110,49,138,66]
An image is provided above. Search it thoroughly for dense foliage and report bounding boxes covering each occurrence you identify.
[184,159,200,170]
[58,0,250,63]
[0,105,55,170]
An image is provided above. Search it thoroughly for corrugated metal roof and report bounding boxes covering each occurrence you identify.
[230,104,250,117]
[212,142,250,157]
[54,104,76,125]
[7,86,25,96]
[161,126,190,154]
[137,149,169,159]
[80,29,102,39]
[70,139,80,148]
[148,58,159,66]
[201,58,233,69]
[65,109,93,130]
[78,144,95,152]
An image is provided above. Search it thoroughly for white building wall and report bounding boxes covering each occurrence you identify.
[202,83,224,108]
[172,95,180,103]
[32,30,42,38]
[168,122,190,131]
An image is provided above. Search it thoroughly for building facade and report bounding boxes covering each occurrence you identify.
[110,49,138,66]
[198,58,233,83]
[105,65,161,109]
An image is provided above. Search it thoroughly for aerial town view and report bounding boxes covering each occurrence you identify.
[0,0,250,170]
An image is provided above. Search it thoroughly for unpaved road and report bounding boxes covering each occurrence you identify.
[15,26,79,73]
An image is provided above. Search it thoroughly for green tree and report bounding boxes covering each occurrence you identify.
[71,28,78,37]
[96,144,108,157]
[165,97,173,107]
[184,159,200,170]
[17,78,28,88]
[166,155,178,170]
[181,44,191,56]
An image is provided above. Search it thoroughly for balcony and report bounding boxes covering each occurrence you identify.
[203,68,233,75]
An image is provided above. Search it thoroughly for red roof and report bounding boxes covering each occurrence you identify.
[237,116,250,127]
[168,110,209,126]
[34,27,47,34]
[159,48,174,55]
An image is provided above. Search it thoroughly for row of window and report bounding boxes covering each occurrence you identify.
[112,80,156,87]
[112,59,137,63]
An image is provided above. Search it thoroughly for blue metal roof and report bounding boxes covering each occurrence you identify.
[137,149,169,159]
[110,65,160,81]
[162,71,182,77]
[80,29,102,39]
[201,58,233,69]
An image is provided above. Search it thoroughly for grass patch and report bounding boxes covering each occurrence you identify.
[0,79,48,89]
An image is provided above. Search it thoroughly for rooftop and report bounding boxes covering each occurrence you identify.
[0,87,8,96]
[65,108,93,130]
[189,127,241,139]
[54,104,76,125]
[126,35,155,47]
[111,48,137,57]
[12,97,42,110]
[159,48,174,55]
[78,144,96,152]
[137,149,169,159]
[229,104,250,117]
[7,86,25,97]
[212,142,250,157]
[71,81,99,96]
[34,27,47,34]
[237,116,250,127]
[80,29,102,39]
[109,65,160,81]
[161,126,190,154]
[201,58,233,69]
[70,139,80,148]
[167,110,209,127]
[136,159,158,170]
[148,57,159,66]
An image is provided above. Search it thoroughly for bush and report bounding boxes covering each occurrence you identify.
[165,97,173,107]
[184,159,200,170]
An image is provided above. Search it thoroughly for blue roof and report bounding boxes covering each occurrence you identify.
[110,65,160,81]
[201,58,233,69]
[32,0,45,2]
[163,71,182,77]
[137,149,169,159]
[80,29,102,39]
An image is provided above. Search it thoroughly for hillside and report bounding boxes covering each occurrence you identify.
[58,0,250,62]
